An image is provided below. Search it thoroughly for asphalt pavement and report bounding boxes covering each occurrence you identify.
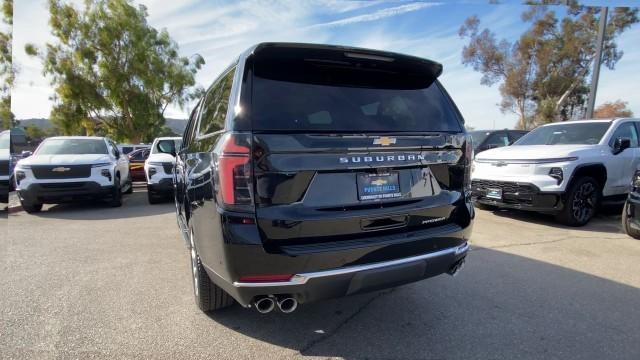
[2,188,640,359]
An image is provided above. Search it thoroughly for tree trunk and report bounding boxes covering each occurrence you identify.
[553,62,592,119]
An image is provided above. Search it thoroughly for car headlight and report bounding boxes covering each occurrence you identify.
[148,167,157,176]
[15,170,26,184]
[549,167,563,185]
[101,169,112,181]
[632,170,640,190]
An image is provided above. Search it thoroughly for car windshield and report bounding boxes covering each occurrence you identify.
[152,139,182,154]
[0,131,9,150]
[468,131,491,150]
[36,138,109,155]
[514,123,611,145]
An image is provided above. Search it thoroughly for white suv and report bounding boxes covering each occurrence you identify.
[14,136,132,213]
[144,137,181,204]
[472,118,640,226]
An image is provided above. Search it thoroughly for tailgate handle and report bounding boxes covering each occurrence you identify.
[361,215,408,231]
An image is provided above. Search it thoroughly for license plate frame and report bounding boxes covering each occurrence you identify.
[357,172,402,201]
[486,187,503,200]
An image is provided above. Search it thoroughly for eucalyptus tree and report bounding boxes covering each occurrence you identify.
[27,0,204,142]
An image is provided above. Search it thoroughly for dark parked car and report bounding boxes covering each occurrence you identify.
[469,129,528,155]
[128,148,150,182]
[172,43,473,314]
[622,167,640,239]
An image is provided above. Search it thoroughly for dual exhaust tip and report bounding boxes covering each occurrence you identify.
[447,257,466,277]
[253,295,298,314]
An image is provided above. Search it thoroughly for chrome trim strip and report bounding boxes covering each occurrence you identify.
[233,242,470,288]
[475,157,578,164]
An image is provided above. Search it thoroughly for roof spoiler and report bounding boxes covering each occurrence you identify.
[251,42,443,90]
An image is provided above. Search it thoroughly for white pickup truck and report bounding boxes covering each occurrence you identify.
[472,118,640,226]
[13,136,132,213]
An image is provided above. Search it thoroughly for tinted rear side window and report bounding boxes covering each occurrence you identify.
[198,67,235,136]
[251,78,462,132]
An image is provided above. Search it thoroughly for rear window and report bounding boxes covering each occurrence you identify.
[121,146,133,154]
[251,77,462,133]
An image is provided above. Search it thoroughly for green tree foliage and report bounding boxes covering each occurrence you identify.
[459,3,638,129]
[27,0,204,143]
[0,0,13,130]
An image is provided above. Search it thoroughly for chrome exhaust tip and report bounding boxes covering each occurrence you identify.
[276,296,298,314]
[447,258,466,277]
[253,296,275,314]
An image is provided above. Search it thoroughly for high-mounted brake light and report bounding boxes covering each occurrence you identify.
[218,133,252,206]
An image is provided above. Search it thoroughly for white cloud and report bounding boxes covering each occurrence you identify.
[310,2,440,28]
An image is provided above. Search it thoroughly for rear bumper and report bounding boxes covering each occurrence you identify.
[472,179,563,212]
[219,242,469,307]
[198,213,472,307]
[17,182,115,204]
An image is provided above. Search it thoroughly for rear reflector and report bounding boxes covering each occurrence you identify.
[238,274,293,283]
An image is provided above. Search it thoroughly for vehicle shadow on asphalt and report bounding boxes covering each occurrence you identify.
[23,189,173,220]
[206,247,640,359]
[486,206,623,235]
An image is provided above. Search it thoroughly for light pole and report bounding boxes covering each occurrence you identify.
[586,6,608,119]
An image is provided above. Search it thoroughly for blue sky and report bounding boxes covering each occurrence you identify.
[11,0,640,129]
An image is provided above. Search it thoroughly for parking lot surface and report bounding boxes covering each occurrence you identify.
[2,189,640,359]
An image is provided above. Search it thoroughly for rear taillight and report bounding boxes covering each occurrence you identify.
[218,133,253,208]
[464,135,473,192]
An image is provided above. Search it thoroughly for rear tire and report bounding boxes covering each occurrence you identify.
[21,200,43,213]
[189,230,234,312]
[556,177,600,226]
[622,201,640,239]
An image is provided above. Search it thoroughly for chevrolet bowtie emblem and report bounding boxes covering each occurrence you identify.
[52,167,71,172]
[373,137,396,146]
[371,179,388,186]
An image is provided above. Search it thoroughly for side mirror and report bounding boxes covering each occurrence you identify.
[20,150,33,157]
[613,137,631,155]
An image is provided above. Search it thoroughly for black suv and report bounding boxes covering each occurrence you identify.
[172,43,473,314]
